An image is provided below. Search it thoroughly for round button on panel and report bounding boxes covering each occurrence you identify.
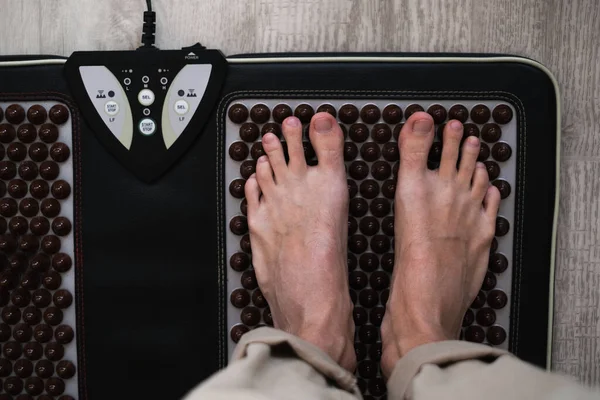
[160,77,168,85]
[142,75,150,83]
[138,89,155,106]
[104,101,119,116]
[143,108,151,116]
[123,77,131,86]
[174,100,189,115]
[139,119,157,136]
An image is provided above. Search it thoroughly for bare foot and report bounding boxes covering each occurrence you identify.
[244,112,356,371]
[380,112,501,377]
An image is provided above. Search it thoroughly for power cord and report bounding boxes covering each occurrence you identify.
[139,0,157,50]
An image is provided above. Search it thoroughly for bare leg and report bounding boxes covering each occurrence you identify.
[380,112,501,376]
[245,113,356,371]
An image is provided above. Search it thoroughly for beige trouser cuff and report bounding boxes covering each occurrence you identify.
[233,327,360,394]
[388,340,507,397]
[186,328,598,399]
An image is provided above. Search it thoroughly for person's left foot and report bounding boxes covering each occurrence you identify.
[245,112,356,371]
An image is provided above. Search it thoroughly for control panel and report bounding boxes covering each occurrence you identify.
[65,47,226,182]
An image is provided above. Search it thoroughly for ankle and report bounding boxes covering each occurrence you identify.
[296,315,356,371]
[389,312,451,356]
[380,322,451,378]
[395,329,450,357]
[300,330,356,370]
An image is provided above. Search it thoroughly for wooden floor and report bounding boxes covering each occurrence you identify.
[1,0,599,386]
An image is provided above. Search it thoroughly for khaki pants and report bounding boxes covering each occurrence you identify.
[185,328,598,399]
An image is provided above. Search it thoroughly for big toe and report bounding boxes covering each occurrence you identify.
[308,112,345,169]
[398,112,435,176]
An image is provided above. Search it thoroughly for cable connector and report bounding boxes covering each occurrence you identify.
[139,10,157,49]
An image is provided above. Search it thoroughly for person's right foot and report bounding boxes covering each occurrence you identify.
[244,113,356,371]
[380,112,501,377]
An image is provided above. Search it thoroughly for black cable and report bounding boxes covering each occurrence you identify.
[139,0,157,49]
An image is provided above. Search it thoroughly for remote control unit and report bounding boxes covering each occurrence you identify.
[65,45,227,182]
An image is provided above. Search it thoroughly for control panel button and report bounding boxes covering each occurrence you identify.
[79,66,133,150]
[143,108,151,116]
[160,77,168,85]
[138,89,155,106]
[162,64,212,149]
[124,77,131,86]
[174,100,189,115]
[104,101,120,116]
[142,76,150,83]
[139,119,156,136]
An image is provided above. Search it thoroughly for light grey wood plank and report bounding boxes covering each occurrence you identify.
[399,0,474,52]
[545,0,600,158]
[1,1,42,54]
[554,159,600,386]
[471,0,548,58]
[1,0,599,385]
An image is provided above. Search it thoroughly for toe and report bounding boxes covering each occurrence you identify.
[398,112,434,176]
[244,173,261,209]
[458,136,481,184]
[483,185,501,218]
[308,113,345,169]
[439,120,464,179]
[255,155,275,194]
[282,116,307,173]
[471,162,490,201]
[261,133,287,181]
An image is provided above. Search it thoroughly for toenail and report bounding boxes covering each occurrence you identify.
[258,155,268,163]
[450,120,462,130]
[476,162,486,169]
[467,136,480,147]
[263,133,277,144]
[285,117,301,127]
[414,119,433,134]
[314,117,333,133]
